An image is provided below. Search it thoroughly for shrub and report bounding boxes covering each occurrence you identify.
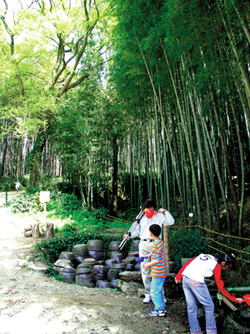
[169,228,208,272]
[9,192,40,213]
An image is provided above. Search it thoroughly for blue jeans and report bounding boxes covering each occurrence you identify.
[150,276,166,311]
[183,276,217,334]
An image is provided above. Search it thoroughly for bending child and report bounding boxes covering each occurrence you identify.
[175,253,244,334]
[143,224,168,317]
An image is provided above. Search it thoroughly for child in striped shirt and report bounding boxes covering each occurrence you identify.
[143,224,168,316]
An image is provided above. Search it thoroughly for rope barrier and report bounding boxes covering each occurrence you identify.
[198,225,250,242]
[208,244,250,264]
[205,238,250,256]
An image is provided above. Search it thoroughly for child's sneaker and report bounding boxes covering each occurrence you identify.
[148,308,166,317]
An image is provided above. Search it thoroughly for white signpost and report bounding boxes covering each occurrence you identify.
[40,191,50,224]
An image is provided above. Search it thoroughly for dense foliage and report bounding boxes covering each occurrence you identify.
[169,229,208,271]
[1,0,250,240]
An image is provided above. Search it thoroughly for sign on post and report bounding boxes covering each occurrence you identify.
[40,191,50,203]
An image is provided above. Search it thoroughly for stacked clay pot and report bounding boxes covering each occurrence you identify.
[54,239,143,288]
[82,258,97,270]
[73,244,89,265]
[105,259,117,270]
[107,241,127,259]
[59,251,78,268]
[59,267,76,284]
[110,252,123,263]
[107,268,120,282]
[75,266,95,288]
[122,256,135,271]
[53,259,73,274]
[87,240,105,261]
[95,265,111,288]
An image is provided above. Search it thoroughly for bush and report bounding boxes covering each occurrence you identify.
[169,228,208,272]
[9,192,40,213]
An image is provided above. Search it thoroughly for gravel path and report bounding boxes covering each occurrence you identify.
[0,206,188,334]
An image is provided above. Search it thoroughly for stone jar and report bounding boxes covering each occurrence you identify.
[60,267,76,284]
[75,267,95,288]
[107,269,120,282]
[105,259,117,270]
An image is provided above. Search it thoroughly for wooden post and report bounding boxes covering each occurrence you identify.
[164,225,169,272]
[32,223,40,239]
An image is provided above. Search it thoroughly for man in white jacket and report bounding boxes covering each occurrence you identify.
[124,199,174,303]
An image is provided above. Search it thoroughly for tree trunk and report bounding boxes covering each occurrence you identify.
[42,223,54,239]
[32,223,40,239]
[112,136,118,214]
[0,138,8,177]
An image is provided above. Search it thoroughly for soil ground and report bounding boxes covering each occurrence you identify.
[0,195,189,334]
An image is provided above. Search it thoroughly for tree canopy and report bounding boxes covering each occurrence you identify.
[1,0,250,235]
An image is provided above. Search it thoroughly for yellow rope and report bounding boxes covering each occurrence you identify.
[205,238,250,256]
[198,225,250,241]
[207,245,250,264]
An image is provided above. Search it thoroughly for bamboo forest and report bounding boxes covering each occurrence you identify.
[1,0,250,234]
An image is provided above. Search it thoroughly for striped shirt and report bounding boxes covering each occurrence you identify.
[150,240,168,278]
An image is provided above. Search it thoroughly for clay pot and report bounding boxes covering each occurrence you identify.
[96,280,111,289]
[97,266,108,280]
[75,269,96,288]
[83,258,97,269]
[88,250,105,261]
[105,259,117,270]
[77,263,92,269]
[92,264,104,275]
[54,259,73,268]
[130,240,140,252]
[111,263,126,273]
[59,252,75,261]
[73,244,89,257]
[76,267,92,274]
[108,241,120,252]
[110,252,123,263]
[60,267,76,284]
[107,269,120,282]
[87,240,104,251]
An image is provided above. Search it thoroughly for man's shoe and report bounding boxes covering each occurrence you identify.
[148,308,166,317]
[143,295,152,303]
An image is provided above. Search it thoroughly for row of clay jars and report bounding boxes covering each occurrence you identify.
[55,262,141,287]
[59,239,133,265]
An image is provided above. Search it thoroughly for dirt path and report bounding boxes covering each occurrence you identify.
[0,207,188,334]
